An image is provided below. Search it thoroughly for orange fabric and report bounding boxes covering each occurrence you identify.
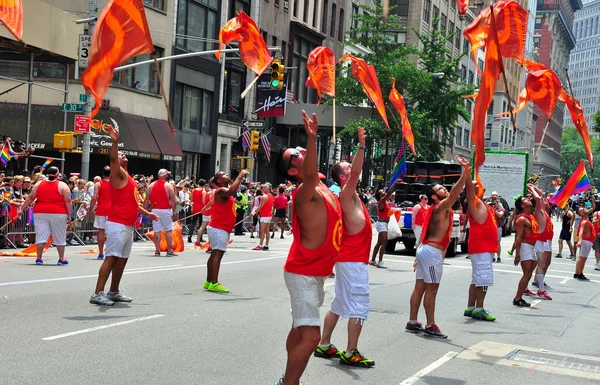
[0,236,53,257]
[389,78,417,156]
[559,90,594,170]
[34,181,68,215]
[215,11,272,76]
[82,0,154,119]
[0,0,23,40]
[146,221,185,252]
[421,204,454,250]
[458,0,469,15]
[468,204,499,254]
[337,202,372,263]
[339,54,390,131]
[305,46,336,105]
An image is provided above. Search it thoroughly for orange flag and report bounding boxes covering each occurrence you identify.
[339,54,390,131]
[458,0,469,16]
[215,12,272,76]
[305,46,336,105]
[0,0,23,41]
[82,0,154,120]
[389,78,416,156]
[559,90,594,171]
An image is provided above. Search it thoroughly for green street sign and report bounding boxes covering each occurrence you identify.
[62,103,84,113]
[79,94,88,102]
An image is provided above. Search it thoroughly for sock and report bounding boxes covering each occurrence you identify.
[319,343,331,349]
[344,351,354,358]
[475,307,483,312]
[425,324,432,328]
[536,274,545,291]
[408,320,418,325]
[467,306,475,311]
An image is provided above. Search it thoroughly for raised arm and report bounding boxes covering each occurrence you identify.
[457,156,478,218]
[527,183,544,217]
[586,195,596,215]
[341,127,366,201]
[107,126,125,181]
[224,170,249,197]
[437,160,471,212]
[295,111,320,207]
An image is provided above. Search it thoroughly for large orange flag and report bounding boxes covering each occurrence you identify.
[458,0,469,16]
[389,78,416,156]
[305,46,335,105]
[0,0,23,41]
[559,90,594,170]
[215,12,272,76]
[82,0,154,119]
[339,54,390,131]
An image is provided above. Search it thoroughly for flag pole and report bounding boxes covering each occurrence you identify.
[153,54,176,133]
[332,98,336,145]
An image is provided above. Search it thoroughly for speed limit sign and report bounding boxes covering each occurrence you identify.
[78,34,91,68]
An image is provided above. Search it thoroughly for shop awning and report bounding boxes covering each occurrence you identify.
[145,117,184,162]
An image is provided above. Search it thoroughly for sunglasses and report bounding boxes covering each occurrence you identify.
[287,147,304,171]
[433,186,447,194]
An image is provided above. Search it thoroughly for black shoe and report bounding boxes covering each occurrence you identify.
[188,238,192,243]
[250,235,255,239]
[577,274,590,281]
[496,257,501,263]
[263,246,269,250]
[555,254,562,258]
[405,321,425,333]
[573,273,581,279]
[513,298,531,307]
[271,233,274,239]
[423,325,448,338]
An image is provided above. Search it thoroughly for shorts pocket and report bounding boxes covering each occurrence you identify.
[349,283,370,319]
[350,283,369,296]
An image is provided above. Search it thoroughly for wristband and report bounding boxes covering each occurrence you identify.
[358,146,366,150]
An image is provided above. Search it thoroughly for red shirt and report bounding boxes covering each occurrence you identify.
[413,203,428,226]
[274,194,288,210]
[192,189,205,214]
[95,179,112,216]
[421,203,454,250]
[259,193,274,217]
[150,180,171,210]
[203,191,214,216]
[108,175,139,227]
[34,180,68,215]
[468,204,499,254]
[537,212,554,241]
[578,219,596,242]
[337,202,372,263]
[284,188,342,276]
[518,214,538,244]
[208,194,236,232]
[378,202,391,221]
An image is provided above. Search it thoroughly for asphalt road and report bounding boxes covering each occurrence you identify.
[1,219,599,385]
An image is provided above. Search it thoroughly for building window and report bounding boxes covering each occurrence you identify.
[221,69,244,118]
[461,65,467,82]
[478,58,484,73]
[468,69,474,85]
[423,0,431,23]
[293,0,298,17]
[535,15,542,29]
[303,0,309,22]
[113,48,163,94]
[463,129,470,147]
[173,82,213,134]
[176,0,219,53]
[229,0,249,18]
[455,27,461,49]
[143,0,165,10]
[331,3,337,38]
[313,0,319,27]
[440,14,447,35]
[449,21,454,44]
[322,0,329,33]
[352,4,360,38]
[455,127,462,146]
[275,0,280,6]
[433,6,439,31]
[533,36,540,49]
[463,40,470,55]
[291,36,317,104]
[451,0,456,11]
[338,8,345,41]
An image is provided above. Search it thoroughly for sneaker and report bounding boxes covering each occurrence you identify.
[194,241,201,246]
[252,245,263,251]
[595,264,600,271]
[524,288,535,297]
[97,253,104,260]
[507,251,513,256]
[369,260,377,266]
[377,261,387,268]
[472,309,496,321]
[513,298,531,307]
[263,246,269,251]
[106,291,133,302]
[314,344,340,358]
[206,282,229,293]
[496,257,501,263]
[90,292,114,306]
[531,281,539,287]
[463,308,474,317]
[275,375,304,385]
[537,290,552,300]
[493,258,497,262]
[271,233,274,239]
[576,274,590,281]
[188,238,192,243]
[250,235,255,239]
[339,349,375,367]
[569,255,576,260]
[154,251,161,256]
[423,324,448,338]
[35,259,43,265]
[280,235,284,239]
[555,254,562,258]
[405,321,425,333]
[57,259,69,265]
[203,281,209,289]
[166,252,178,257]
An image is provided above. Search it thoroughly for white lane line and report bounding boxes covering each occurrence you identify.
[42,314,165,341]
[399,351,458,385]
[0,255,286,287]
[127,264,183,271]
[523,299,542,311]
[560,277,570,284]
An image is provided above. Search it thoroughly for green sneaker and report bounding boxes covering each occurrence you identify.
[339,349,375,367]
[203,281,209,289]
[314,344,340,358]
[472,309,496,321]
[206,282,229,293]
[463,308,474,317]
[507,251,513,256]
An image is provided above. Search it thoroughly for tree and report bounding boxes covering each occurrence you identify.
[559,126,600,186]
[593,108,600,134]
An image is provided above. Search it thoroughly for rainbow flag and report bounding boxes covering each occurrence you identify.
[549,160,591,208]
[0,145,14,166]
[388,140,407,189]
[285,182,294,192]
[42,158,53,169]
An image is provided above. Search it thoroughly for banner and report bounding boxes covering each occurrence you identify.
[255,74,287,117]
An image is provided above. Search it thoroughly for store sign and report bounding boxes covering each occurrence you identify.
[163,154,183,162]
[255,74,287,117]
[74,115,90,132]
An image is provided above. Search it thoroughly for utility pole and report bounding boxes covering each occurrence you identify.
[81,0,98,181]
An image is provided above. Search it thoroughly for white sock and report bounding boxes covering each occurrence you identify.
[319,343,331,348]
[536,274,545,291]
[475,307,483,312]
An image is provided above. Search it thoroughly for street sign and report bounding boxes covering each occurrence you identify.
[491,142,499,147]
[62,103,84,112]
[79,94,88,102]
[78,34,92,68]
[74,115,90,132]
[242,120,264,129]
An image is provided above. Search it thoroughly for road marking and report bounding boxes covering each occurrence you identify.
[127,264,183,271]
[524,299,542,311]
[399,351,458,385]
[560,277,570,284]
[42,314,165,341]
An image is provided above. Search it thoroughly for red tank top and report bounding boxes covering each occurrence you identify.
[337,202,372,263]
[150,180,171,210]
[413,203,428,226]
[95,179,112,216]
[536,212,553,241]
[421,203,454,250]
[284,188,342,276]
[468,204,499,254]
[578,219,596,242]
[208,193,236,232]
[192,189,205,213]
[34,180,68,214]
[203,191,214,216]
[518,214,539,244]
[378,201,391,221]
[108,175,140,227]
[259,194,274,217]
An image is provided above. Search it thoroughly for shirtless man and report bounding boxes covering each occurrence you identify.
[88,166,112,260]
[315,127,374,367]
[274,111,342,385]
[574,206,595,280]
[528,184,552,300]
[412,195,429,247]
[405,156,470,338]
[512,194,538,307]
[145,169,178,257]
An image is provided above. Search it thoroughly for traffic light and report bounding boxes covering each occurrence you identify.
[270,60,285,89]
[250,130,260,151]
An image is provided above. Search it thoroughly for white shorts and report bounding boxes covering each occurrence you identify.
[207,226,230,251]
[202,215,211,223]
[329,262,370,320]
[519,243,536,262]
[152,209,174,232]
[579,240,593,258]
[93,215,107,229]
[497,227,503,241]
[284,271,326,328]
[104,221,133,258]
[415,244,443,284]
[469,252,494,287]
[413,225,423,245]
[375,221,388,233]
[534,240,552,253]
[260,216,272,224]
[34,213,67,246]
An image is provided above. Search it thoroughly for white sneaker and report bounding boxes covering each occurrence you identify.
[377,261,387,268]
[595,263,600,271]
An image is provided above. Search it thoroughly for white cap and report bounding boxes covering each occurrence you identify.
[158,169,169,177]
[491,191,499,196]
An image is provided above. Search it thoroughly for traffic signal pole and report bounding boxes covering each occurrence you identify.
[81,0,97,181]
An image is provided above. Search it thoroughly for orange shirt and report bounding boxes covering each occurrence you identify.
[192,189,205,214]
[578,219,596,243]
[34,180,68,215]
[413,203,428,226]
[421,203,454,250]
[150,180,171,210]
[517,214,539,244]
[208,195,236,232]
[108,175,139,227]
[468,204,499,254]
[203,191,214,216]
[95,179,112,216]
[259,193,274,217]
[378,202,391,221]
[337,202,372,263]
[537,212,554,242]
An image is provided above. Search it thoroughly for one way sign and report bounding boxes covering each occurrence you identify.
[243,120,265,129]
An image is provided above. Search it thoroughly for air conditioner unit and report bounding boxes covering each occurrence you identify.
[284,0,289,9]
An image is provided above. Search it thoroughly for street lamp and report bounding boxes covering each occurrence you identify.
[431,72,445,79]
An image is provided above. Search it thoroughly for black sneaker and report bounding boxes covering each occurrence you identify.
[573,273,581,279]
[577,274,590,281]
[513,298,531,307]
[263,246,269,251]
[405,321,425,333]
[423,324,448,338]
[496,257,501,263]
[555,254,562,258]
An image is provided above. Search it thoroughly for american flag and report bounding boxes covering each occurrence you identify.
[260,133,271,162]
[241,128,251,150]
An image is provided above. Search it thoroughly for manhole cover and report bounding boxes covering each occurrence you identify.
[505,349,600,373]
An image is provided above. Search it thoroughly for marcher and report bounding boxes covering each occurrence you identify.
[405,156,469,338]
[252,183,274,251]
[90,127,158,306]
[315,127,374,367]
[512,195,538,307]
[250,188,263,238]
[18,166,72,265]
[88,165,112,260]
[145,169,178,257]
[188,179,207,244]
[272,186,288,239]
[574,206,595,280]
[274,111,342,385]
[370,186,395,268]
[529,184,553,300]
[197,183,213,243]
[489,191,505,263]
[234,185,248,235]
[412,195,429,247]
[557,207,575,259]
